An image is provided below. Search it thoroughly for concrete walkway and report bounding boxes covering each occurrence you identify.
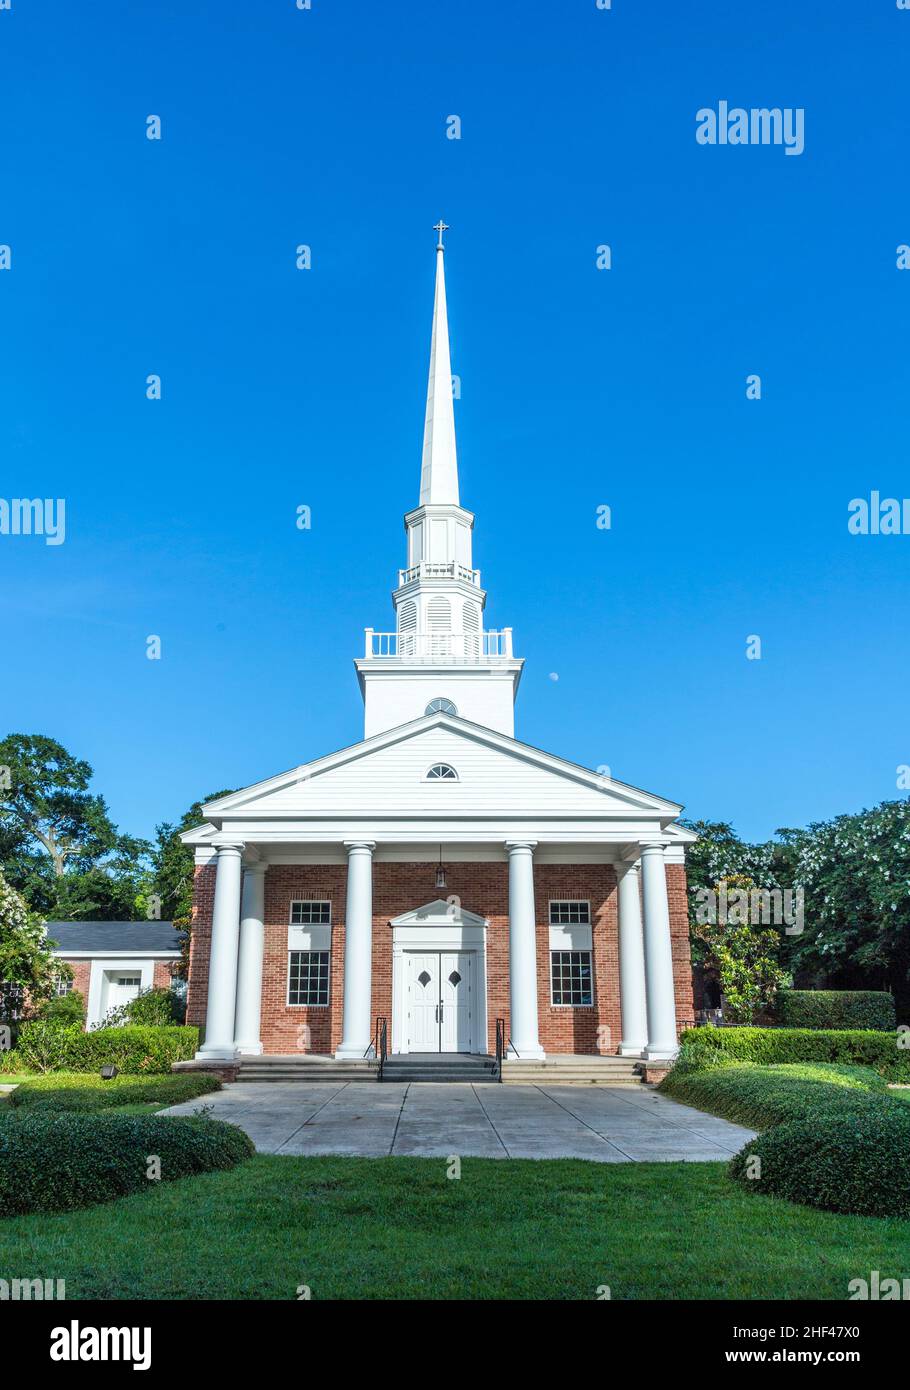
[163,1082,755,1161]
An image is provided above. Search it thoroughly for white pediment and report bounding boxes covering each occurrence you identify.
[389,899,488,928]
[181,713,689,836]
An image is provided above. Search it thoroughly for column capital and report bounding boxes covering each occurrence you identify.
[344,840,376,853]
[615,859,641,879]
[212,839,245,856]
[243,859,268,875]
[639,839,670,855]
[505,839,537,853]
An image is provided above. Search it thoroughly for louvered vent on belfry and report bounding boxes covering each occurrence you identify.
[463,601,480,658]
[427,596,451,630]
[427,595,452,657]
[398,598,417,657]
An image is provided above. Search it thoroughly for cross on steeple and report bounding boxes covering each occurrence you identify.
[433,219,449,249]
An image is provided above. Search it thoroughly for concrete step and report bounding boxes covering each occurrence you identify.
[238,1058,377,1083]
[501,1058,645,1086]
[381,1054,497,1084]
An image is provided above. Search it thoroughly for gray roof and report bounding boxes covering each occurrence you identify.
[44,922,185,955]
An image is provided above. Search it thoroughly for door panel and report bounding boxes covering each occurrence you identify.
[408,953,440,1051]
[440,952,472,1053]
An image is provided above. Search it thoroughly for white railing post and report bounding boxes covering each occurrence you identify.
[364,627,374,659]
[504,627,513,658]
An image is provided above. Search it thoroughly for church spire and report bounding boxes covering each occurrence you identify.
[419,222,459,506]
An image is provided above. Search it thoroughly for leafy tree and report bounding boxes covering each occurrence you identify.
[0,734,119,877]
[776,802,910,1013]
[691,872,789,1022]
[0,735,151,920]
[0,870,68,1010]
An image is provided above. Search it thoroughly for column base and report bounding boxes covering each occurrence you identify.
[507,1045,546,1060]
[619,1043,648,1057]
[234,1042,264,1056]
[645,1043,679,1061]
[335,1045,372,1061]
[195,1044,238,1062]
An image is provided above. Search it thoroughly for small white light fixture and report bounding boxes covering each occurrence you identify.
[435,845,447,891]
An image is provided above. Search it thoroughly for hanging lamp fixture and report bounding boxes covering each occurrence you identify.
[435,844,447,890]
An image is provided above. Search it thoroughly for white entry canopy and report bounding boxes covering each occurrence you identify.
[389,899,489,928]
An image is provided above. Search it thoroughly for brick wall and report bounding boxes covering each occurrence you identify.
[186,857,694,1055]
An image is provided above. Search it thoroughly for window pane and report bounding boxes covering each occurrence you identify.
[288,951,330,1005]
[549,901,591,925]
[290,901,331,925]
[550,951,593,1006]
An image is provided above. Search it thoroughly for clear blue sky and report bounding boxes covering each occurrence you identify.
[1,0,908,846]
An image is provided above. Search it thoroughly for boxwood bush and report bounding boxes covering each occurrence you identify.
[5,1023,199,1075]
[728,1110,910,1219]
[678,1025,910,1079]
[0,1111,254,1215]
[659,1060,896,1130]
[10,1071,222,1112]
[775,989,896,1031]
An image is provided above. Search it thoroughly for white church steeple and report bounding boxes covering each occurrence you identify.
[355,225,523,739]
[419,222,459,507]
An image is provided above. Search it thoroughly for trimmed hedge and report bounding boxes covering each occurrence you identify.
[10,1071,222,1112]
[678,1025,910,1080]
[775,989,896,1032]
[659,1060,897,1130]
[3,1023,199,1075]
[0,1111,254,1215]
[729,1110,910,1219]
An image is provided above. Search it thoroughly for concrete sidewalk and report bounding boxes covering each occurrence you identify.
[163,1082,755,1161]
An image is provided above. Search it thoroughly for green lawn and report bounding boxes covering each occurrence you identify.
[0,1154,906,1300]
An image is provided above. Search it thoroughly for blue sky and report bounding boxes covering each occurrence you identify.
[1,0,908,846]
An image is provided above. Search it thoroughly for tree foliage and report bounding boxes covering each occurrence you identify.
[0,870,66,1007]
[0,734,151,920]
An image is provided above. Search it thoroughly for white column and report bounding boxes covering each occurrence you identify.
[640,841,679,1060]
[617,860,649,1056]
[335,840,376,1059]
[196,841,244,1060]
[234,861,267,1056]
[505,840,545,1059]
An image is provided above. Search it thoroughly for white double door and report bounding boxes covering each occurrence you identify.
[407,951,474,1052]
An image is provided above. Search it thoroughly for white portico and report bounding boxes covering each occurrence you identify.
[183,228,696,1066]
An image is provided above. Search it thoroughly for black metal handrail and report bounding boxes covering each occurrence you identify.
[493,1017,506,1081]
[374,1015,388,1081]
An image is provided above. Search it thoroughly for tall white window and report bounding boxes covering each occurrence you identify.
[549,901,593,1006]
[288,901,332,1006]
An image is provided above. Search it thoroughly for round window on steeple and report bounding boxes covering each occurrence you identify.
[425,698,457,716]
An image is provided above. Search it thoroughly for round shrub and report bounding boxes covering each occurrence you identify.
[729,1109,910,1218]
[0,1111,254,1216]
[10,1071,222,1112]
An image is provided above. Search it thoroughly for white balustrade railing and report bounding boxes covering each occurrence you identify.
[363,628,514,662]
[397,562,481,588]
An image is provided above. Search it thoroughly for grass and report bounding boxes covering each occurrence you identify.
[0,1154,906,1300]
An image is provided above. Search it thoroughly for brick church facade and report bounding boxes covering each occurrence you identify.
[184,230,696,1065]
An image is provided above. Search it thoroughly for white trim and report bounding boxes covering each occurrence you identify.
[85,958,157,1029]
[53,949,180,960]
